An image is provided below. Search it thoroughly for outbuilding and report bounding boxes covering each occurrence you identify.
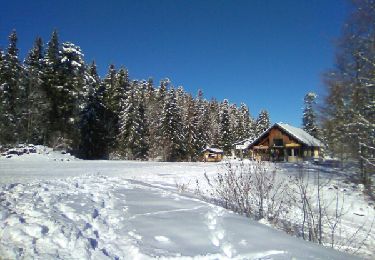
[202,147,224,162]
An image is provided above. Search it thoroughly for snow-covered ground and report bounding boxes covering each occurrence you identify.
[0,148,372,259]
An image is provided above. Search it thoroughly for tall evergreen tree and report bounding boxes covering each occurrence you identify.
[0,30,24,144]
[79,62,109,159]
[161,87,184,161]
[23,37,50,144]
[302,92,320,139]
[219,99,232,154]
[255,110,270,136]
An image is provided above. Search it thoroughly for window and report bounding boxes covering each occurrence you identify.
[273,138,283,146]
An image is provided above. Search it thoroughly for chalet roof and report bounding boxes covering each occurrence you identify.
[247,123,323,149]
[277,123,323,147]
[203,147,224,154]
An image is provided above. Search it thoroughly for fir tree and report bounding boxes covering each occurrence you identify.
[118,81,149,159]
[302,92,320,139]
[23,37,50,144]
[255,110,270,136]
[79,62,109,159]
[0,30,24,144]
[161,87,184,161]
[219,99,232,154]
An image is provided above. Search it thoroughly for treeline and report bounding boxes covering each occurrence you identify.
[0,30,271,160]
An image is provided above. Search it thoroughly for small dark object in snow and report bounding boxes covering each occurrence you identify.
[354,212,365,216]
[61,159,64,161]
[6,155,12,158]
[333,185,338,189]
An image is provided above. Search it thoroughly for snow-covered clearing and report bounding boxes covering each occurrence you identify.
[0,148,372,259]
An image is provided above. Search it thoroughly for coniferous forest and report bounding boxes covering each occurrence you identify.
[0,30,271,161]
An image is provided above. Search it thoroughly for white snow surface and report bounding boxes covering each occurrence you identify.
[0,150,369,259]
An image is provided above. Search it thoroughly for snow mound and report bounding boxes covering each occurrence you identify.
[0,145,78,161]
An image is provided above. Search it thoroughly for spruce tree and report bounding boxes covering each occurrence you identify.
[219,99,232,154]
[255,110,270,136]
[161,87,184,161]
[302,92,320,139]
[79,62,109,159]
[58,41,87,149]
[42,30,63,146]
[23,37,50,144]
[0,30,24,144]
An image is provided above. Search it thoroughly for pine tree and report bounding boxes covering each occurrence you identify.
[239,103,255,140]
[102,64,119,152]
[42,30,63,146]
[219,99,232,154]
[255,110,270,136]
[195,90,210,154]
[161,87,184,161]
[118,81,149,159]
[0,30,24,145]
[23,37,50,144]
[79,62,109,159]
[302,92,320,139]
[57,41,87,149]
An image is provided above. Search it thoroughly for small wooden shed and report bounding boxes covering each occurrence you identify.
[202,147,224,162]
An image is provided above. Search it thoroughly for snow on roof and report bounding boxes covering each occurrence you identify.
[276,123,323,147]
[203,147,224,153]
[247,123,323,148]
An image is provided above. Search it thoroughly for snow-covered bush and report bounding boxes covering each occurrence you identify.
[204,161,294,222]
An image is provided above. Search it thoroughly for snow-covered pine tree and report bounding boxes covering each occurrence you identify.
[239,103,255,141]
[148,79,169,159]
[0,30,24,145]
[42,30,64,146]
[195,90,210,155]
[255,110,270,137]
[79,61,109,159]
[118,81,149,159]
[23,37,50,144]
[57,41,87,150]
[219,99,232,154]
[132,82,149,159]
[208,98,221,147]
[102,64,119,152]
[302,92,320,139]
[182,93,200,161]
[161,87,184,161]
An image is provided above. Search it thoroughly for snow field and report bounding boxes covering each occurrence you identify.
[0,152,369,259]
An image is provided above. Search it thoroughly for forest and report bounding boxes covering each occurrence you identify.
[0,31,271,161]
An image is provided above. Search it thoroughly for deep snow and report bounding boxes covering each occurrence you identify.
[0,148,372,259]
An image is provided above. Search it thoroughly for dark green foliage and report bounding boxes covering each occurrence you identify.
[0,30,24,144]
[302,92,320,139]
[219,99,232,154]
[0,29,261,161]
[23,37,50,144]
[255,110,270,137]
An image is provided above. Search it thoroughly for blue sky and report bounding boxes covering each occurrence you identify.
[0,0,349,126]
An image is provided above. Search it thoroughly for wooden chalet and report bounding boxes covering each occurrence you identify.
[202,147,224,162]
[245,123,323,162]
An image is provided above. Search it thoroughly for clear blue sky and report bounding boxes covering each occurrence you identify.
[0,0,349,126]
